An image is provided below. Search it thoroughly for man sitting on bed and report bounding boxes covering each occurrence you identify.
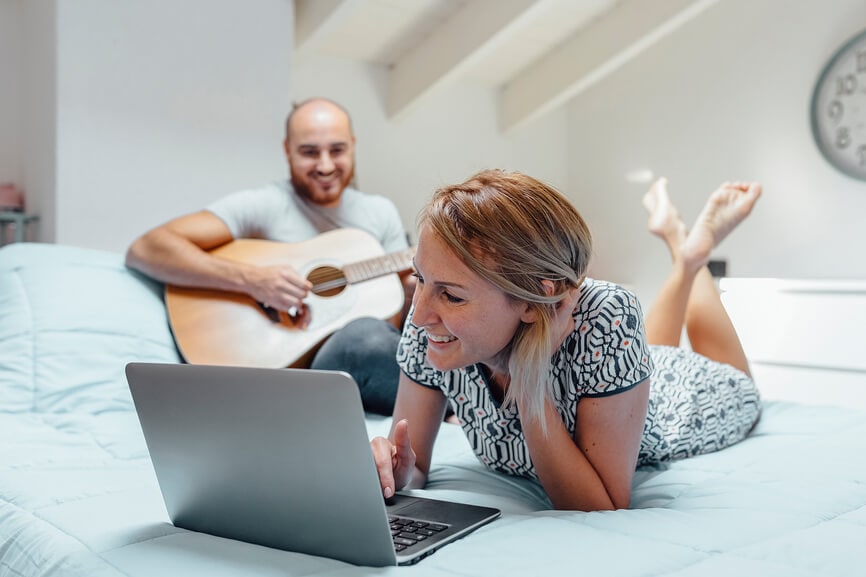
[125,97,412,415]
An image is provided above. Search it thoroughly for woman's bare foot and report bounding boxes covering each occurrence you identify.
[682,181,762,267]
[643,177,687,257]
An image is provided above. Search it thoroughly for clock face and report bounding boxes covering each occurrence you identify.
[811,29,866,181]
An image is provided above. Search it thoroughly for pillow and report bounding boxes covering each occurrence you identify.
[0,243,181,413]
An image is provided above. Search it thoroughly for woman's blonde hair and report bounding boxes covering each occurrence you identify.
[418,169,593,430]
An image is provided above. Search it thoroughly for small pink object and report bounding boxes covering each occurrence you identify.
[0,183,24,211]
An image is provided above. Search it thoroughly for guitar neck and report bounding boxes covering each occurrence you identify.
[343,247,415,284]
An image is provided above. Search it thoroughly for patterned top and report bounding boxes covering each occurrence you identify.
[396,278,653,479]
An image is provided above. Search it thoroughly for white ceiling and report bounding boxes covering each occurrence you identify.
[295,0,720,133]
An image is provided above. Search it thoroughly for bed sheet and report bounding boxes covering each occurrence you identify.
[2,401,866,577]
[2,242,866,576]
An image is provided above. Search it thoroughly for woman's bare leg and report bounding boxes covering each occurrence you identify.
[682,181,761,375]
[684,267,751,375]
[643,179,762,375]
[642,178,693,348]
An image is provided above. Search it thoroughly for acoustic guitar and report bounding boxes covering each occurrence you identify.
[165,228,415,368]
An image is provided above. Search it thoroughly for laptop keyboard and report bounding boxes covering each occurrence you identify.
[388,515,449,551]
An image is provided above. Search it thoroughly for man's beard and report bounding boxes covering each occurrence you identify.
[290,165,356,205]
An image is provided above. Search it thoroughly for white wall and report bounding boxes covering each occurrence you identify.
[290,54,569,243]
[2,0,567,253]
[1,0,55,241]
[11,0,862,289]
[22,0,57,242]
[53,0,293,252]
[0,0,23,187]
[567,0,866,305]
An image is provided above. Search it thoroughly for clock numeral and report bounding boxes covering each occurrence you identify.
[827,100,844,122]
[858,50,866,73]
[836,74,858,96]
[836,127,851,150]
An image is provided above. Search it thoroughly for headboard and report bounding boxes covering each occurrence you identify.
[720,277,866,411]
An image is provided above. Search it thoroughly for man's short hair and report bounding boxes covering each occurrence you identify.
[285,97,354,140]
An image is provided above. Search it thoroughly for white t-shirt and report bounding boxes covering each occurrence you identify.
[207,180,408,252]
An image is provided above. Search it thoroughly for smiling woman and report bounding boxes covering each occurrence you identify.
[411,227,533,385]
[370,169,762,511]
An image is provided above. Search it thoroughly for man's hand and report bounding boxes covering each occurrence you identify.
[370,419,416,499]
[245,264,313,312]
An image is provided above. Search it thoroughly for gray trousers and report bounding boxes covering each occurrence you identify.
[310,317,401,416]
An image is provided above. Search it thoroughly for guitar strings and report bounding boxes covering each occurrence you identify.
[312,278,348,292]
[309,266,348,294]
[308,248,416,294]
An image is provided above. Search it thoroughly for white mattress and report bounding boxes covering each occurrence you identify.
[3,403,866,576]
[2,243,865,576]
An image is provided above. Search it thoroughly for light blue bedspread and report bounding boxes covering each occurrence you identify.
[2,242,865,577]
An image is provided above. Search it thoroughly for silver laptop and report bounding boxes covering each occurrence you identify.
[125,362,500,566]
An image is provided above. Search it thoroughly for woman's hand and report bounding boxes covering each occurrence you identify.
[371,374,448,498]
[370,419,416,499]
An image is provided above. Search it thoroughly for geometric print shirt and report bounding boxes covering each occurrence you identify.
[396,278,654,480]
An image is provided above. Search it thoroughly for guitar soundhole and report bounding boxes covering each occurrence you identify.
[308,266,347,297]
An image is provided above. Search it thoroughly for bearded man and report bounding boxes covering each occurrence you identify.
[126,98,412,415]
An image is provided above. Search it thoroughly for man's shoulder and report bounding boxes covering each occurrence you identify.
[341,187,397,208]
[210,180,291,207]
[243,179,292,199]
[338,188,406,249]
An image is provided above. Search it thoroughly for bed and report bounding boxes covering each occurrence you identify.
[2,241,865,577]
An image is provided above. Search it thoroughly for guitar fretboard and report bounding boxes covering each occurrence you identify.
[344,247,415,284]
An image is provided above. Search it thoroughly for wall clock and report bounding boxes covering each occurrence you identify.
[810,28,866,181]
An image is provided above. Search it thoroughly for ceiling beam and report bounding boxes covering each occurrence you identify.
[387,0,546,120]
[499,0,721,133]
[294,0,363,52]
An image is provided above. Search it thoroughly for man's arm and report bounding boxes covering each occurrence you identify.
[125,210,311,311]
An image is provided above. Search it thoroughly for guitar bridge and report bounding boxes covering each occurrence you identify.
[256,302,280,323]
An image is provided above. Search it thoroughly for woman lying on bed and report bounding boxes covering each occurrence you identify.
[371,169,762,511]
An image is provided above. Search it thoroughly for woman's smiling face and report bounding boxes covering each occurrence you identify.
[410,225,534,374]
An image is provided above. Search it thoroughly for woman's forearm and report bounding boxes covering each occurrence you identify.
[520,403,619,511]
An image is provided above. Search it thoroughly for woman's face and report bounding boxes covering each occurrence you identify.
[410,225,535,374]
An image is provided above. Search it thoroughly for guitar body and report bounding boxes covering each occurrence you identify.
[165,228,407,368]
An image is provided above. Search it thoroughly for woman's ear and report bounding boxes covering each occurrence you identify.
[519,280,556,324]
[520,303,538,324]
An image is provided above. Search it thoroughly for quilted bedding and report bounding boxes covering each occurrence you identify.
[2,242,865,577]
